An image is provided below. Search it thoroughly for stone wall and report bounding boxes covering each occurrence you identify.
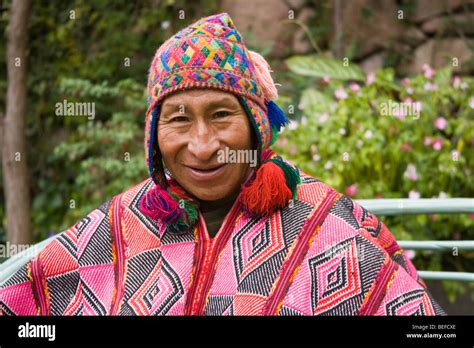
[220,0,474,75]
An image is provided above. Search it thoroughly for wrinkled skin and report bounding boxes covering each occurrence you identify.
[158,89,254,204]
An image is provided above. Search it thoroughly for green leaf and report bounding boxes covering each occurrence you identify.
[285,55,365,81]
[300,87,334,114]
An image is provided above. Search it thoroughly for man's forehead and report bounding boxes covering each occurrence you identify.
[162,90,239,108]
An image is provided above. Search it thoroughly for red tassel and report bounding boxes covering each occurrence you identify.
[240,161,292,216]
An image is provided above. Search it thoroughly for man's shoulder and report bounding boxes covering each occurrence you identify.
[295,170,390,251]
[118,177,154,209]
[296,171,341,208]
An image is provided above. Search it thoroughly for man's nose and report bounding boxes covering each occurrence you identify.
[187,120,220,161]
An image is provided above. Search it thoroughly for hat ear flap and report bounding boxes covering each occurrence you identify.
[248,50,278,101]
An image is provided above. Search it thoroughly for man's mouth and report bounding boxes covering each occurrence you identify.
[184,164,227,181]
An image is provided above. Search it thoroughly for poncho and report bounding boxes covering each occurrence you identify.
[0,172,445,315]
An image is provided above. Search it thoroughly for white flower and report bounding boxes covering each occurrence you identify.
[364,130,373,139]
[161,20,170,30]
[409,190,420,199]
[469,97,474,109]
[405,250,416,260]
[338,128,346,135]
[334,86,348,100]
[318,113,329,124]
[324,161,333,170]
[413,101,423,114]
[366,72,375,86]
[424,82,438,91]
[312,154,320,162]
[438,191,448,199]
[288,120,298,130]
[403,164,418,181]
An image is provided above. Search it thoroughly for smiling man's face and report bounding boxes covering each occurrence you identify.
[158,89,254,202]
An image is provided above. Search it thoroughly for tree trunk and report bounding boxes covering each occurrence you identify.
[2,0,32,246]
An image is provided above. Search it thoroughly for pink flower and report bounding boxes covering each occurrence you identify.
[278,137,288,147]
[334,86,348,100]
[322,76,331,84]
[424,82,438,91]
[318,113,329,124]
[409,190,420,199]
[413,101,423,114]
[366,72,375,86]
[469,97,474,109]
[289,145,297,155]
[401,78,410,87]
[400,143,412,152]
[349,83,361,93]
[432,139,443,150]
[406,87,413,94]
[434,117,447,130]
[430,214,438,222]
[469,213,474,220]
[423,136,432,146]
[452,76,461,88]
[394,107,406,120]
[376,193,384,199]
[345,184,358,196]
[403,164,418,181]
[422,63,435,79]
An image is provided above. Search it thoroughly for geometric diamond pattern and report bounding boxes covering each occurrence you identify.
[384,289,431,316]
[309,237,362,315]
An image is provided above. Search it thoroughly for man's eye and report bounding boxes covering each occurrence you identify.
[214,111,230,118]
[170,116,189,122]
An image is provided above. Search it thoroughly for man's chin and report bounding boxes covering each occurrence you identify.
[191,186,240,204]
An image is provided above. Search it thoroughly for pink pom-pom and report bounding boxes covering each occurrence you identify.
[249,50,278,101]
[139,184,182,223]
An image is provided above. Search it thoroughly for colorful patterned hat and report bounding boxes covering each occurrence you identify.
[141,13,299,232]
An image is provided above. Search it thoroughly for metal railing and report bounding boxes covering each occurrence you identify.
[356,198,474,282]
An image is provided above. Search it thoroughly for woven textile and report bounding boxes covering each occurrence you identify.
[0,171,445,316]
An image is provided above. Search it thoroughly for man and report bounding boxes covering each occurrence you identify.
[0,13,444,316]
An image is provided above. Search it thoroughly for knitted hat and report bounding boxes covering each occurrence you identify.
[141,13,300,232]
